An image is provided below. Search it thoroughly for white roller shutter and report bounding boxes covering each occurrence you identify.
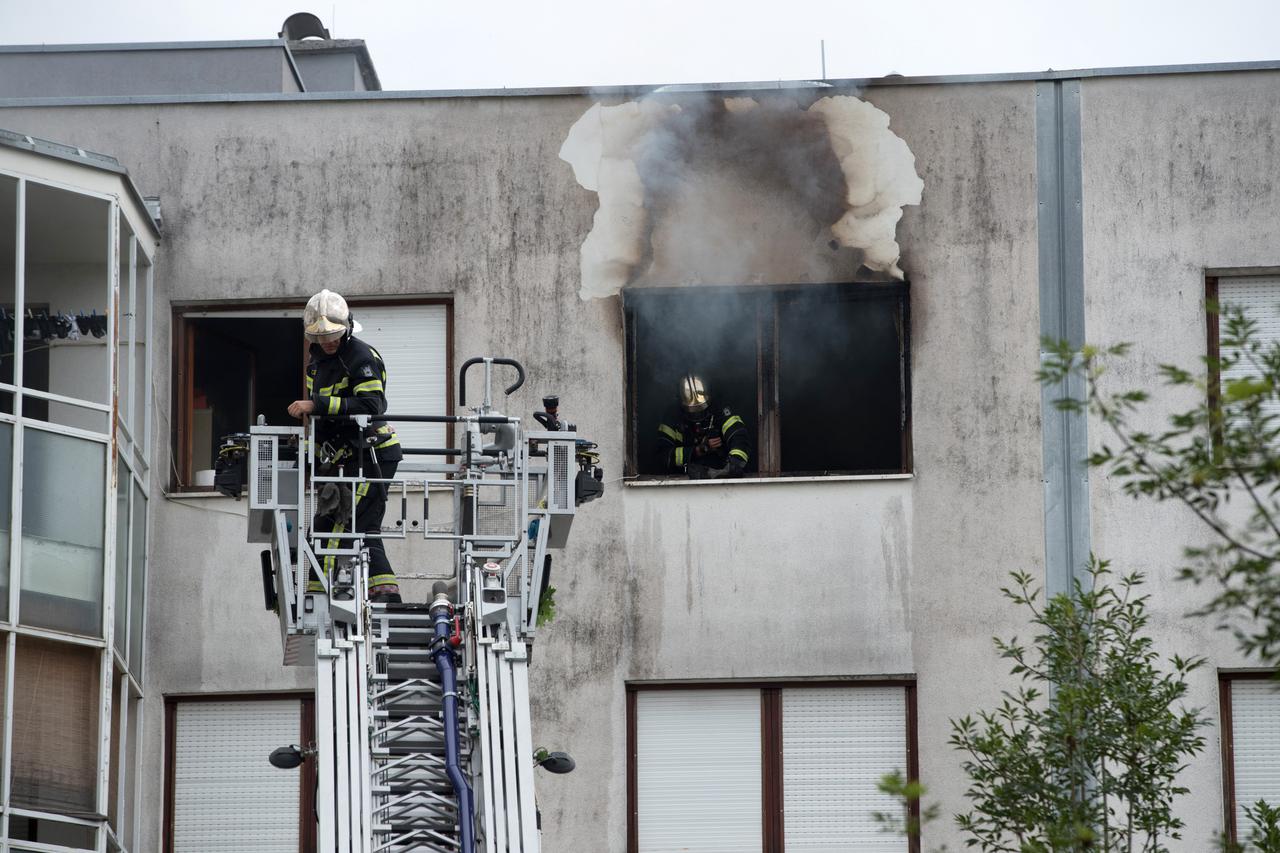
[172,699,302,853]
[355,305,448,452]
[1231,679,1280,837]
[636,690,762,853]
[782,686,907,852]
[1219,276,1280,421]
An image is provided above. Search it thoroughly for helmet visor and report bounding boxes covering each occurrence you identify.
[305,327,346,344]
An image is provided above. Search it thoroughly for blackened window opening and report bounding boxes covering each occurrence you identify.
[626,282,910,478]
[189,317,303,473]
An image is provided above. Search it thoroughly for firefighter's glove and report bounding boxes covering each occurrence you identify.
[698,458,746,480]
[686,462,714,480]
[694,436,724,458]
[316,482,352,520]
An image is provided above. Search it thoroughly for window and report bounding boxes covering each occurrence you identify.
[1220,673,1280,845]
[628,682,916,852]
[1207,274,1280,438]
[20,428,106,636]
[11,636,100,816]
[165,696,315,853]
[624,283,911,478]
[172,301,450,490]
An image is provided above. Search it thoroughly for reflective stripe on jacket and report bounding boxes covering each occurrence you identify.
[306,336,403,463]
[655,404,750,473]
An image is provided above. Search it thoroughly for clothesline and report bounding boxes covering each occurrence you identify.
[0,308,109,346]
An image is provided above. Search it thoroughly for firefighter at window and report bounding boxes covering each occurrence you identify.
[287,289,404,603]
[656,374,750,479]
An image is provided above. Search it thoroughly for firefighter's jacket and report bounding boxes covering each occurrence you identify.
[306,335,403,465]
[656,405,750,474]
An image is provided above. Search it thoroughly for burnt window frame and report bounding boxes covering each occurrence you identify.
[170,297,454,493]
[625,679,920,853]
[623,281,912,479]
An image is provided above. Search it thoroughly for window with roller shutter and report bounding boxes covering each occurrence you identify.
[1207,274,1280,434]
[164,696,315,853]
[628,682,916,853]
[1220,673,1280,846]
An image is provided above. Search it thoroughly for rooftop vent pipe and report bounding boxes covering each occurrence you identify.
[279,12,331,41]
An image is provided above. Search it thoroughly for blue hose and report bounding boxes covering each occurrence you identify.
[432,601,475,852]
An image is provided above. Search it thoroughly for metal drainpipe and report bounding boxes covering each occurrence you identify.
[431,590,475,851]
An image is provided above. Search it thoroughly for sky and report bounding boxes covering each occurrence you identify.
[2,0,1278,92]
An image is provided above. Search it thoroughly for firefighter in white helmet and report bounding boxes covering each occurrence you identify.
[288,289,403,603]
[655,374,750,479]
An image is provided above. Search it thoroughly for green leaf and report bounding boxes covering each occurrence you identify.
[536,585,557,627]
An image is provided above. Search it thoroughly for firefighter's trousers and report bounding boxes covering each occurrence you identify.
[311,458,399,591]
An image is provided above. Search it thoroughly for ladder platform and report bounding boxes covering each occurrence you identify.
[371,602,436,613]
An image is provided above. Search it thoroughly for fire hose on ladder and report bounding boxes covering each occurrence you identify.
[430,582,475,852]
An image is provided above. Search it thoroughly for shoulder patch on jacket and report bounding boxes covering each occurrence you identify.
[360,364,376,378]
[723,407,732,417]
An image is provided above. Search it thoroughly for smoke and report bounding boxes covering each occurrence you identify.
[558,94,923,300]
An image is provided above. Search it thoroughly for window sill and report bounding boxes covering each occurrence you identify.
[624,473,913,488]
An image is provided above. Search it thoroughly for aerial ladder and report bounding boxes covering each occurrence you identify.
[223,357,604,852]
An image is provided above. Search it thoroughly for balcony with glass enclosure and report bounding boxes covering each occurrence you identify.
[0,131,159,853]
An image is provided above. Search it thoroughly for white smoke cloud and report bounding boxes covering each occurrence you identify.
[559,94,923,300]
[808,95,923,280]
[558,101,678,300]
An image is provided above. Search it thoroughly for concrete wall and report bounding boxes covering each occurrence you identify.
[0,47,302,98]
[0,70,1273,851]
[1080,69,1280,848]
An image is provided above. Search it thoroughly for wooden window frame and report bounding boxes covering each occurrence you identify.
[626,679,919,853]
[1206,276,1223,450]
[163,692,317,853]
[1218,670,1279,846]
[623,282,912,479]
[171,297,454,492]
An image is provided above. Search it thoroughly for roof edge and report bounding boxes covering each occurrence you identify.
[0,39,289,54]
[0,57,1277,106]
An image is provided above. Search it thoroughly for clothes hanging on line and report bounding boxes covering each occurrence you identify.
[0,309,108,347]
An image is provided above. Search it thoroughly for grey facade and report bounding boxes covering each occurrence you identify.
[1,48,1278,851]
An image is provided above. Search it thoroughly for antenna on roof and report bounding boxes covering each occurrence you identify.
[279,12,331,41]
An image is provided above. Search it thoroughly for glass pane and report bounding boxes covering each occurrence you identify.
[114,459,129,656]
[0,632,7,772]
[0,174,16,408]
[116,217,133,440]
[778,290,904,473]
[0,421,12,620]
[122,693,140,850]
[133,256,151,457]
[8,815,97,849]
[21,428,106,636]
[128,485,145,676]
[11,635,100,816]
[108,670,123,830]
[23,182,110,432]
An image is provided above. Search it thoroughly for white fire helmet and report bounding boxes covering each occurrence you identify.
[303,289,363,344]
